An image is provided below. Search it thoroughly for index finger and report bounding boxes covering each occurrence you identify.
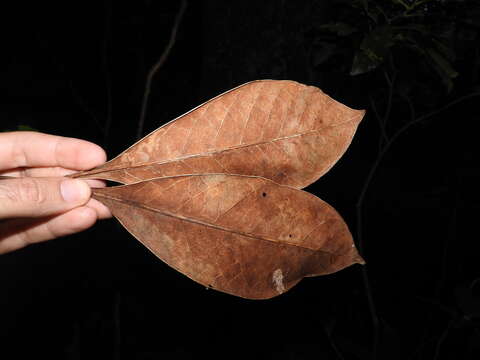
[0,132,107,171]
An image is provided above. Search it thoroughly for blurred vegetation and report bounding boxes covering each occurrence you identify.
[310,1,480,358]
[309,0,480,143]
[1,124,38,132]
[314,0,479,90]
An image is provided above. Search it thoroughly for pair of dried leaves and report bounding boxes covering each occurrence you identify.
[73,80,365,299]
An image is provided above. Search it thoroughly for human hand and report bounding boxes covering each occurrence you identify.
[0,131,111,254]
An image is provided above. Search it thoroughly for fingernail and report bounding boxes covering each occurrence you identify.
[61,179,90,203]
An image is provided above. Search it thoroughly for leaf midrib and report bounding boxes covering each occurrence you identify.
[81,115,361,177]
[93,190,335,256]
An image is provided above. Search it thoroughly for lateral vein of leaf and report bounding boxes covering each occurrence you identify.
[213,183,259,223]
[212,158,229,173]
[239,82,265,144]
[296,86,314,132]
[277,85,296,138]
[176,176,225,211]
[212,87,241,146]
[179,102,208,155]
[258,82,283,140]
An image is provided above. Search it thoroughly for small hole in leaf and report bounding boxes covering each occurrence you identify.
[262,192,267,197]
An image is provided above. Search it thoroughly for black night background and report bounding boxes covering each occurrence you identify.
[1,1,479,359]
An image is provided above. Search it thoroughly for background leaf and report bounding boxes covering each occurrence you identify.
[351,26,394,76]
[316,22,358,37]
[426,48,459,92]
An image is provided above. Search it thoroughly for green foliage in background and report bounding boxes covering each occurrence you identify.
[1,125,38,132]
[311,2,480,357]
[313,0,479,94]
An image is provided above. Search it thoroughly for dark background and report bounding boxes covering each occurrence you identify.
[1,1,479,359]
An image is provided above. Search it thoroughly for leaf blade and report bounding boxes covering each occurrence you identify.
[93,174,364,299]
[75,80,364,188]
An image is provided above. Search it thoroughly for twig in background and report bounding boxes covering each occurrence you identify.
[136,0,188,140]
[357,91,480,360]
[113,291,121,360]
[324,323,346,360]
[103,0,113,149]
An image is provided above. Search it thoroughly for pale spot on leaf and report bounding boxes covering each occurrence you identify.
[272,268,286,293]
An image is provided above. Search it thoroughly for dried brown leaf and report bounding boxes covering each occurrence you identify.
[92,174,364,299]
[75,80,364,188]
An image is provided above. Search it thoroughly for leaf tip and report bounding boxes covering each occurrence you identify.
[356,109,367,123]
[356,256,366,265]
[353,250,366,265]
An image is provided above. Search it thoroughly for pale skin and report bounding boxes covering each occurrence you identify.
[0,131,112,254]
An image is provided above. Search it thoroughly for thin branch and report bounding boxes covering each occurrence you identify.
[356,91,480,360]
[433,318,455,360]
[380,69,396,149]
[67,78,104,134]
[402,93,416,123]
[136,0,188,140]
[411,0,435,11]
[375,4,391,23]
[393,0,411,11]
[113,291,121,360]
[383,69,392,87]
[103,0,113,149]
[356,219,379,360]
[369,96,389,146]
[409,171,459,359]
[324,325,346,360]
[356,91,480,216]
[361,0,377,27]
[414,296,456,317]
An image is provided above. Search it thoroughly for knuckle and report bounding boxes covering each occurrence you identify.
[16,178,46,205]
[0,182,21,204]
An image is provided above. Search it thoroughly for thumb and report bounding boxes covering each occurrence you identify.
[0,177,91,219]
